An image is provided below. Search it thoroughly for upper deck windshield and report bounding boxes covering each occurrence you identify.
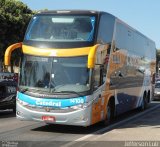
[19,55,90,95]
[25,14,96,43]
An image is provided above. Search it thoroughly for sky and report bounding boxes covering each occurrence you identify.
[20,0,160,49]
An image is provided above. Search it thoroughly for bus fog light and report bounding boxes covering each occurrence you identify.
[74,115,87,121]
[82,117,88,121]
[17,111,22,116]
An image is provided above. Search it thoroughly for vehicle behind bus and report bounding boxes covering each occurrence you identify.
[0,74,17,112]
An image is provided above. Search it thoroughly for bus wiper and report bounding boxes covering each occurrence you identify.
[20,88,29,93]
[57,90,82,97]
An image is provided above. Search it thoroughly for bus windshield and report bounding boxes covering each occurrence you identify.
[25,15,96,42]
[19,55,90,94]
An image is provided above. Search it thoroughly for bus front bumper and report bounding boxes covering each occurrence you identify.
[16,102,92,127]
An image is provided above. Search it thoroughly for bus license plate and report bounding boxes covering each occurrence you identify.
[42,116,56,122]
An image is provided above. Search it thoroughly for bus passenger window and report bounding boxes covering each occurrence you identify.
[93,65,100,89]
[100,65,106,84]
[93,64,106,90]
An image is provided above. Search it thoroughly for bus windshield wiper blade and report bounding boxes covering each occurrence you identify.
[20,88,47,94]
[20,88,29,93]
[57,90,82,96]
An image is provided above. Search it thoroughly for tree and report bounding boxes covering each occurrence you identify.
[0,0,34,71]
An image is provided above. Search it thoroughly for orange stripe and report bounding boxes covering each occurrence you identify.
[22,45,98,57]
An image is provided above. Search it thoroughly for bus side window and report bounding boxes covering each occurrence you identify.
[93,65,105,90]
[100,65,106,84]
[93,65,100,90]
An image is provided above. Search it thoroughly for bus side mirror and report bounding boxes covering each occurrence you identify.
[87,45,98,68]
[4,42,22,66]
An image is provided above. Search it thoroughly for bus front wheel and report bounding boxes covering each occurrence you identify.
[103,100,115,126]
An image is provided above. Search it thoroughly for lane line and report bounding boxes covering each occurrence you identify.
[61,104,160,147]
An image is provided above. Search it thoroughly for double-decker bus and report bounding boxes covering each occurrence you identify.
[4,10,156,126]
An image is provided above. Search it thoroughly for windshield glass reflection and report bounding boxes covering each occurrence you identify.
[19,55,90,93]
[25,15,96,42]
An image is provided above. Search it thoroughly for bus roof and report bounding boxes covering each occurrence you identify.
[37,10,102,15]
[32,10,155,46]
[37,10,117,20]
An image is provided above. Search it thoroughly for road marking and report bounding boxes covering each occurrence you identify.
[61,104,160,147]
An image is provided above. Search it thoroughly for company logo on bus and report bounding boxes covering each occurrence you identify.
[36,100,61,107]
[45,107,51,112]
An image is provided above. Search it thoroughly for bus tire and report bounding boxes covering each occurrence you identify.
[147,91,150,103]
[103,99,115,126]
[140,93,148,111]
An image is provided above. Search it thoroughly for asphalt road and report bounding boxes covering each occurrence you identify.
[0,101,160,147]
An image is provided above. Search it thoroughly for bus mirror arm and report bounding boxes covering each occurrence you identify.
[4,42,22,66]
[87,45,99,68]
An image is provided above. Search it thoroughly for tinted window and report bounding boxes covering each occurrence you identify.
[97,14,114,44]
[25,15,96,42]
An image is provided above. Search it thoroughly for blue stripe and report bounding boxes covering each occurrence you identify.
[17,92,86,108]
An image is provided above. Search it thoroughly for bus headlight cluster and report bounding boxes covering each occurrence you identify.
[70,102,91,110]
[70,104,84,110]
[16,98,29,106]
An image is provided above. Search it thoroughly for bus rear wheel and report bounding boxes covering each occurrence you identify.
[140,93,148,111]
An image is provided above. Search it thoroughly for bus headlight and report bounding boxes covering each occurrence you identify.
[70,104,84,109]
[17,98,29,106]
[70,102,91,110]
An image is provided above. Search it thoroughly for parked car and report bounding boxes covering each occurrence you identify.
[153,82,160,100]
[0,80,17,112]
